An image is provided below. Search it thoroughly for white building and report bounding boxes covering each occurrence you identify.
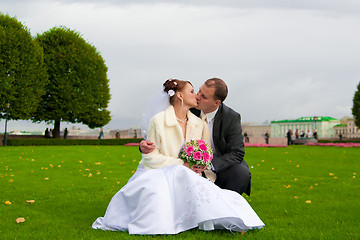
[271,116,340,138]
[334,117,360,139]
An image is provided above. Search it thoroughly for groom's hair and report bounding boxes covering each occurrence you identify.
[205,78,228,102]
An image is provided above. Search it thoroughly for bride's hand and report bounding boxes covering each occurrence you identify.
[191,165,206,174]
[183,162,206,174]
[183,162,191,169]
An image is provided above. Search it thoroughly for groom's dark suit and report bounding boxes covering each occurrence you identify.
[191,103,251,196]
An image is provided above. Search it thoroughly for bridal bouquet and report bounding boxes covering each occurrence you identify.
[180,140,213,168]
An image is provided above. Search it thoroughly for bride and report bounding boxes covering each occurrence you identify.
[92,79,264,234]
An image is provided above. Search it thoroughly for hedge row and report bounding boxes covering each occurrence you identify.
[5,138,142,146]
[318,139,360,143]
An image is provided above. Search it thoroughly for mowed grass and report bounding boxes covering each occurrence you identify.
[0,145,359,240]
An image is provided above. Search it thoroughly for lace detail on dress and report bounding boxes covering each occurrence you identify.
[174,174,221,229]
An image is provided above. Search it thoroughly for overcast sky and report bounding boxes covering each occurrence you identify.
[1,0,360,132]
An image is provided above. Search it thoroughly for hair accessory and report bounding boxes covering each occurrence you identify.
[168,89,175,97]
[168,78,177,85]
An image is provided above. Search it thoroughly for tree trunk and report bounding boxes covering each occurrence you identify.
[53,120,61,138]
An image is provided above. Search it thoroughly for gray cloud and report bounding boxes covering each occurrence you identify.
[48,0,360,18]
[1,0,359,132]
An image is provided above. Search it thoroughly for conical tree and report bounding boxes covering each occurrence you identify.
[0,13,48,122]
[33,26,111,138]
[352,81,360,128]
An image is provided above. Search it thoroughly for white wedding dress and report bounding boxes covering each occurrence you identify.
[92,164,265,235]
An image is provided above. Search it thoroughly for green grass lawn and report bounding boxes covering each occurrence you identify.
[1,145,359,239]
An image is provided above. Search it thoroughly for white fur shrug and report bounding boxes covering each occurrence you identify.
[140,105,209,170]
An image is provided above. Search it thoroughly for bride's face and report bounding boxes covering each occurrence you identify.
[181,83,197,108]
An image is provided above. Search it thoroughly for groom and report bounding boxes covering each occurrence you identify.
[140,78,251,196]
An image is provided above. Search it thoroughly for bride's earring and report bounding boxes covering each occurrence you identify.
[177,92,184,106]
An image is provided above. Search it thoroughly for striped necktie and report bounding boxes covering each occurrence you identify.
[201,113,217,180]
[201,114,211,146]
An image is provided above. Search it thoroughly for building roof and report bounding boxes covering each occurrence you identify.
[271,116,338,124]
[333,124,347,127]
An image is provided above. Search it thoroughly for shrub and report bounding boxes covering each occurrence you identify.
[318,139,360,143]
[6,138,142,146]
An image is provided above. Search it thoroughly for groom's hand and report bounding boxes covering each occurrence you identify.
[140,140,155,154]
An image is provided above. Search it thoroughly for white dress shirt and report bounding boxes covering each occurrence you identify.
[202,108,219,154]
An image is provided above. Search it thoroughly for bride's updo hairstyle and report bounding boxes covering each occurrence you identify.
[163,78,192,105]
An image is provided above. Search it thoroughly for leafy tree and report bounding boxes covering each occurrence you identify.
[34,26,111,138]
[352,81,360,128]
[0,13,48,121]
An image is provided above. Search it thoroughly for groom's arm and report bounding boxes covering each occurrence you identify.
[212,112,245,172]
[139,140,155,154]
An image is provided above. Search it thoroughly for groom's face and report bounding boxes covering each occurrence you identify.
[196,84,219,114]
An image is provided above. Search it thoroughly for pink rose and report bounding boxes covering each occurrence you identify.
[197,140,205,145]
[203,152,211,162]
[199,144,207,151]
[193,151,203,160]
[186,146,194,156]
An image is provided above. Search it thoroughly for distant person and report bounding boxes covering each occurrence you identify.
[300,130,305,138]
[286,129,293,145]
[339,133,343,142]
[64,128,68,139]
[313,129,318,140]
[134,129,137,138]
[306,129,312,138]
[50,129,54,138]
[264,131,270,144]
[295,129,300,139]
[244,131,249,143]
[115,130,120,139]
[45,128,50,138]
[98,128,104,139]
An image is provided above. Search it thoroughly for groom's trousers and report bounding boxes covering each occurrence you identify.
[214,161,251,196]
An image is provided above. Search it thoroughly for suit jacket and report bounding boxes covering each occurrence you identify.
[140,105,209,170]
[191,103,245,172]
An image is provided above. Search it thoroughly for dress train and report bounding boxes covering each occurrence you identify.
[92,164,264,234]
